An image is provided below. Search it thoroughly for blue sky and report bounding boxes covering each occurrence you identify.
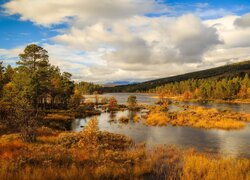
[0,0,250,83]
[0,2,67,49]
[0,0,249,49]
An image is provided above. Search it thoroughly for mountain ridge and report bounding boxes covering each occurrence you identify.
[102,61,250,92]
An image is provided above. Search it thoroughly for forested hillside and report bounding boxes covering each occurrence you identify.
[103,61,250,92]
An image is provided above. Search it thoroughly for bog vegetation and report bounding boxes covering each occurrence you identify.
[145,105,249,129]
[0,119,250,180]
[1,44,250,179]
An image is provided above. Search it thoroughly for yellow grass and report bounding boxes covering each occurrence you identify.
[0,119,250,179]
[145,111,170,126]
[145,106,247,129]
[44,113,74,121]
[133,115,141,122]
[174,106,246,129]
[182,153,250,180]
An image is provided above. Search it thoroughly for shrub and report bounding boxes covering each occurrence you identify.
[118,116,129,123]
[108,97,118,111]
[146,111,169,126]
[127,95,137,109]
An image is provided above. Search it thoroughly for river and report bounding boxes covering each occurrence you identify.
[73,93,250,157]
[85,93,250,113]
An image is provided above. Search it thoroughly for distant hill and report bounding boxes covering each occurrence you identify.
[102,81,138,87]
[102,61,250,92]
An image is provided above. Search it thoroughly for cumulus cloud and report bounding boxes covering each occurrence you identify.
[167,14,222,62]
[234,13,250,28]
[0,47,23,65]
[3,0,166,26]
[53,14,222,72]
[203,15,250,63]
[2,0,250,83]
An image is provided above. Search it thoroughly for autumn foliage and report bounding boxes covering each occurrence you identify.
[0,120,250,179]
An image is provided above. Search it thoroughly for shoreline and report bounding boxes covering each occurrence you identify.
[102,92,250,104]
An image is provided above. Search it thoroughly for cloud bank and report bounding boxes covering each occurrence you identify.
[2,0,250,83]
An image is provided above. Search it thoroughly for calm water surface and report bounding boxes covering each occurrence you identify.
[75,93,250,157]
[100,93,250,113]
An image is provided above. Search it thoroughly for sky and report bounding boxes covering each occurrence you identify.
[0,0,250,83]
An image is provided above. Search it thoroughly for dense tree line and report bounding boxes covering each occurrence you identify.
[102,61,250,92]
[149,74,250,100]
[0,44,75,109]
[0,44,86,141]
[75,81,102,95]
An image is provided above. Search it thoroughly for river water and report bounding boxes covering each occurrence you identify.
[85,93,250,113]
[73,93,250,157]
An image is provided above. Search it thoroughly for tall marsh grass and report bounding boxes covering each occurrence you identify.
[145,106,247,130]
[0,118,249,179]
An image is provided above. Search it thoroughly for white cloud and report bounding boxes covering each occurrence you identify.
[2,1,250,83]
[203,15,250,64]
[54,14,221,71]
[3,0,167,26]
[0,47,23,65]
[234,13,250,28]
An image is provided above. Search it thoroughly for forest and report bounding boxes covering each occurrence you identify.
[0,44,101,109]
[102,61,250,93]
[0,44,101,141]
[149,74,250,101]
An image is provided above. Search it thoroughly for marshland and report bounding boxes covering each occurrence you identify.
[1,50,250,179]
[1,0,250,179]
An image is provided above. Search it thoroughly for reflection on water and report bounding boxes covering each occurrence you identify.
[72,110,250,158]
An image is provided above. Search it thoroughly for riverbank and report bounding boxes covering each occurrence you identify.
[0,119,249,180]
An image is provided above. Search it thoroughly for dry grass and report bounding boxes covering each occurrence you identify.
[244,114,250,122]
[145,111,170,126]
[42,113,75,130]
[0,119,250,179]
[133,115,141,122]
[145,106,247,130]
[44,113,74,121]
[118,116,129,123]
[182,152,250,180]
[172,106,246,130]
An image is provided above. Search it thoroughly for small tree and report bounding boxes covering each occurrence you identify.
[101,97,109,104]
[183,91,192,100]
[127,95,137,109]
[193,88,200,99]
[1,98,39,142]
[108,97,118,111]
[69,88,82,108]
[93,91,99,105]
[158,92,166,103]
[18,105,38,143]
[238,85,248,99]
